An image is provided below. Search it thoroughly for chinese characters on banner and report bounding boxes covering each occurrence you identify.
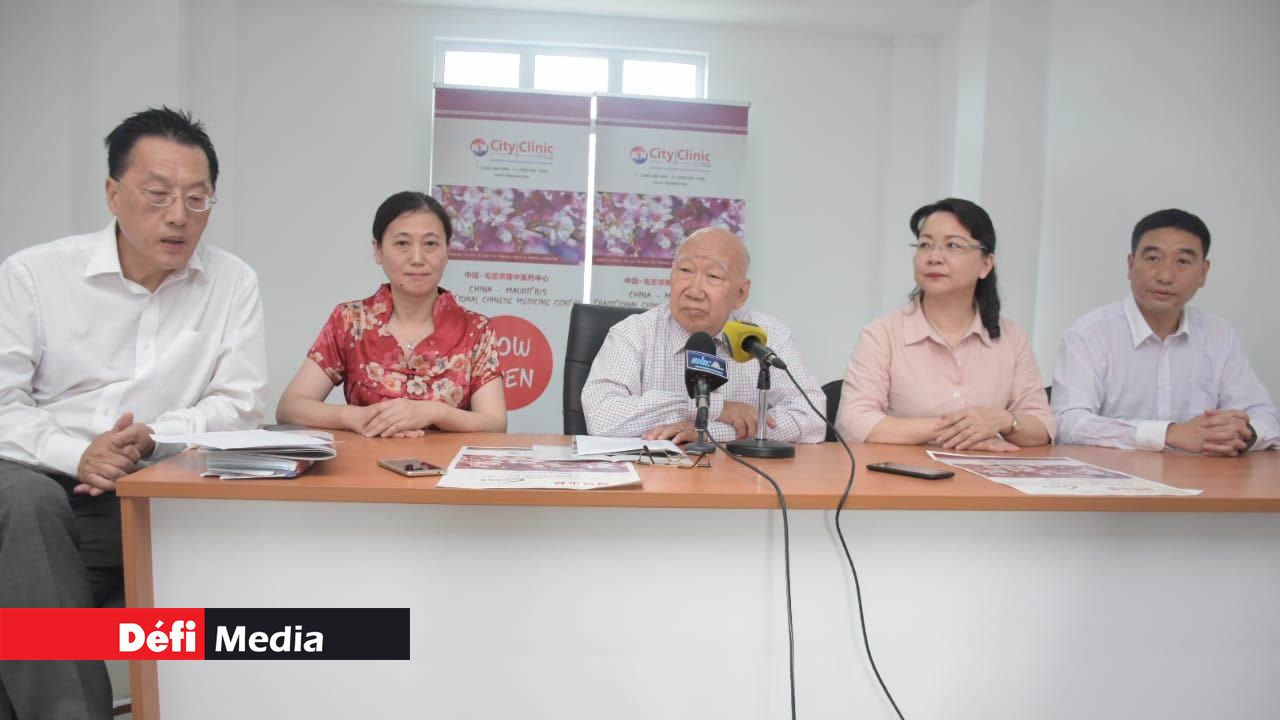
[432,87,591,432]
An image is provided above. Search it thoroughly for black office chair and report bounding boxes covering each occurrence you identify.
[563,303,646,435]
[821,380,842,442]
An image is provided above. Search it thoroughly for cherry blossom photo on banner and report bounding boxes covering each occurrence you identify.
[593,191,746,268]
[434,184,586,266]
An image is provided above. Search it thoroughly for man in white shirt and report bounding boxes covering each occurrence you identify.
[0,108,266,719]
[582,227,826,444]
[1052,208,1278,454]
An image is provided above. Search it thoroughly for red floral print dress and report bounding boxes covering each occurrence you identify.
[307,285,501,409]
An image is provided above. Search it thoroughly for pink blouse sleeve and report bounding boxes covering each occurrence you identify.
[1006,323,1056,440]
[835,318,894,443]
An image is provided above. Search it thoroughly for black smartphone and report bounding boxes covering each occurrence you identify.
[377,458,447,477]
[866,462,954,480]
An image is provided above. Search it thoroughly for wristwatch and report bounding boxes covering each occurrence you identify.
[1007,411,1022,435]
[1246,423,1258,450]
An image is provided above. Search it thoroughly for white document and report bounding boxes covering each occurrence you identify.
[438,446,642,490]
[926,451,1202,497]
[151,429,337,478]
[202,468,305,480]
[201,451,316,479]
[151,429,334,450]
[572,436,685,457]
[531,445,591,461]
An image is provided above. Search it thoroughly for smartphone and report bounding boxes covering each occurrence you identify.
[377,458,446,477]
[866,462,954,480]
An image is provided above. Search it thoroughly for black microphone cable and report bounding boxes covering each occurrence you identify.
[706,433,798,720]
[778,367,906,720]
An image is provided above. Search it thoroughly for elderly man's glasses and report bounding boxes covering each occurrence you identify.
[633,444,711,469]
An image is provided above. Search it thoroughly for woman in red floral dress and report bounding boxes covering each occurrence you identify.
[276,192,506,437]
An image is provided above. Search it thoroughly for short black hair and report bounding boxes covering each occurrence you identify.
[372,191,453,245]
[104,107,219,188]
[1131,208,1210,257]
[908,197,1003,340]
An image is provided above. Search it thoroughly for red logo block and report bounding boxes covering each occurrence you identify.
[0,608,206,660]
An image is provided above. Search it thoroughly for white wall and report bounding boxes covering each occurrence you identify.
[0,0,933,426]
[1033,0,1280,396]
[935,0,1052,333]
[228,1,915,422]
[876,36,947,313]
[0,0,189,249]
[972,0,1051,333]
[3,0,1277,427]
[947,0,990,200]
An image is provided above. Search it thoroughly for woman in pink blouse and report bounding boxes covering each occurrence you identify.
[835,198,1053,451]
[276,191,506,437]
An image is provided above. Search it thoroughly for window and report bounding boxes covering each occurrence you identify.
[436,41,706,99]
[441,50,520,89]
[622,59,698,99]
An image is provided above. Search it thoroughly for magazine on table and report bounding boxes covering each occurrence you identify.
[438,446,643,490]
[926,451,1201,497]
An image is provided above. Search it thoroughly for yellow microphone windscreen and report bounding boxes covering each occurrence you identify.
[722,320,768,363]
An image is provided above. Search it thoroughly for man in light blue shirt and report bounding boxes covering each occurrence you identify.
[1052,208,1278,454]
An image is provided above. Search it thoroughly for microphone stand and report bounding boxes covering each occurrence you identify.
[685,379,717,455]
[727,361,795,459]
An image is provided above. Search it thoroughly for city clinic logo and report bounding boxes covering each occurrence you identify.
[470,138,489,157]
[629,145,648,165]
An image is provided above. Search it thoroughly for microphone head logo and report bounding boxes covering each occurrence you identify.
[630,145,648,165]
[685,350,728,379]
[470,138,489,157]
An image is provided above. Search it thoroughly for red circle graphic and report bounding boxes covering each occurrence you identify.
[488,315,554,411]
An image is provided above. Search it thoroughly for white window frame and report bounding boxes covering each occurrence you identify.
[435,39,707,98]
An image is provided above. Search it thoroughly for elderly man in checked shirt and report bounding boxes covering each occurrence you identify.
[582,227,826,444]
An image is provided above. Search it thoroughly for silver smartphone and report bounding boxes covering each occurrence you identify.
[377,458,446,477]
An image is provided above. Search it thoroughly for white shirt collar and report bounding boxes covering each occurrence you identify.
[82,221,205,285]
[83,222,124,278]
[1123,292,1190,347]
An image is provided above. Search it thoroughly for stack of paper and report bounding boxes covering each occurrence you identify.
[151,429,337,479]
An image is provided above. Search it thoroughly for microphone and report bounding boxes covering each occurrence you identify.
[722,320,787,369]
[684,332,728,454]
[721,320,796,459]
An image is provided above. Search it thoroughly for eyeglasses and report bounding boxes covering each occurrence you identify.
[133,185,217,213]
[633,444,711,469]
[910,238,987,256]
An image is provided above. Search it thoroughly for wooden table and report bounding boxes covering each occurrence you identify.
[119,434,1280,720]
